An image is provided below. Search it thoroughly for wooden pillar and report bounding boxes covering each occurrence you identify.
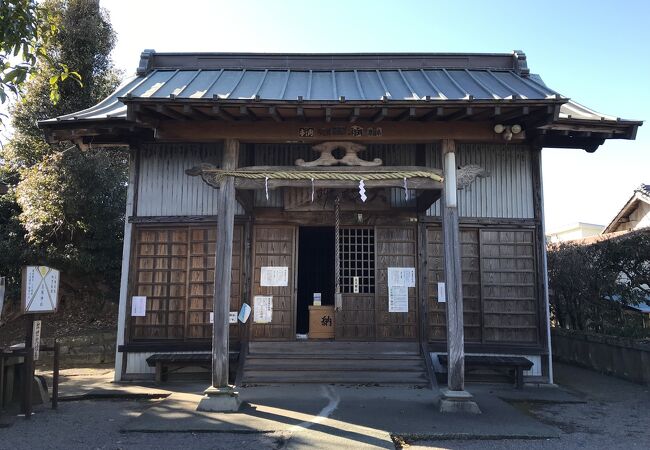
[212,139,239,388]
[441,139,465,392]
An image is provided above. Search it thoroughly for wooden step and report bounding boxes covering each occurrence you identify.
[248,341,420,355]
[245,353,422,360]
[242,370,429,385]
[244,359,425,371]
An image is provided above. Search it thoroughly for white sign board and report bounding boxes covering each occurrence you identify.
[353,276,360,294]
[22,266,60,314]
[387,267,416,287]
[313,292,322,306]
[253,296,273,323]
[238,303,251,323]
[0,277,5,321]
[437,282,446,303]
[131,296,147,317]
[260,267,288,287]
[209,312,238,324]
[32,320,42,361]
[388,286,409,313]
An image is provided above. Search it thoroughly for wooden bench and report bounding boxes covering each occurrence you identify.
[146,352,240,383]
[146,353,212,383]
[437,355,533,389]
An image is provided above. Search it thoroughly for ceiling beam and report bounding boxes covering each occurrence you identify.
[371,107,389,123]
[268,106,283,122]
[349,107,360,123]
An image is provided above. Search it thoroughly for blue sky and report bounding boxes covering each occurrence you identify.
[50,1,650,229]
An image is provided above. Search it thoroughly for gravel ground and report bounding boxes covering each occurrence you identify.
[406,362,650,450]
[1,362,648,450]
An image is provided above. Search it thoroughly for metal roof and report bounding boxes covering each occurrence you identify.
[38,50,642,152]
[48,67,561,123]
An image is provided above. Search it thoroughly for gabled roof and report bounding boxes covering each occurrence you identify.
[38,50,642,151]
[603,184,650,234]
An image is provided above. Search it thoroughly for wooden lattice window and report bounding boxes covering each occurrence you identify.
[339,228,375,294]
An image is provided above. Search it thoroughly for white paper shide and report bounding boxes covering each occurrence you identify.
[253,296,273,323]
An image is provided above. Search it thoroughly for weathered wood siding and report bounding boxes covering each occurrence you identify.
[375,226,419,339]
[136,143,245,216]
[128,224,243,341]
[251,225,296,339]
[426,143,534,219]
[427,225,539,347]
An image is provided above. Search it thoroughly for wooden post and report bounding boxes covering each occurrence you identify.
[52,340,59,409]
[441,139,465,392]
[22,315,35,419]
[211,139,239,389]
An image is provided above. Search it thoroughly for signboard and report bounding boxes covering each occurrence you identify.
[260,267,288,287]
[22,266,60,314]
[0,277,5,320]
[388,286,408,313]
[313,292,322,306]
[387,267,416,288]
[437,282,446,303]
[131,296,147,316]
[253,296,273,323]
[32,320,42,361]
[209,312,238,324]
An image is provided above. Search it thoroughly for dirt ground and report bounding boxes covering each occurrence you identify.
[1,362,648,450]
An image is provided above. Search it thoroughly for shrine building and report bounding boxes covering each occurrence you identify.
[40,50,640,390]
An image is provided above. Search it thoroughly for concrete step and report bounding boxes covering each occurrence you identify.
[245,353,422,360]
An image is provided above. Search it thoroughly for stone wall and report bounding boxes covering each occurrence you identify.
[552,328,650,385]
[36,330,116,367]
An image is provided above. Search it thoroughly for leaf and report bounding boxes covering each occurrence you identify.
[49,75,59,85]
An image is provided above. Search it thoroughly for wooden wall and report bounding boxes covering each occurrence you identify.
[426,225,539,347]
[128,223,243,342]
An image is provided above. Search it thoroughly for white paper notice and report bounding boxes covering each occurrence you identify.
[210,312,213,323]
[131,296,146,316]
[437,282,446,303]
[229,311,238,324]
[387,267,416,287]
[260,267,289,287]
[254,296,273,323]
[388,286,408,313]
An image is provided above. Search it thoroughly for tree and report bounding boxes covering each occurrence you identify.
[0,0,126,306]
[0,0,81,120]
[547,230,650,338]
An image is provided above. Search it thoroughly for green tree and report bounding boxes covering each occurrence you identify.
[0,0,126,306]
[0,0,81,118]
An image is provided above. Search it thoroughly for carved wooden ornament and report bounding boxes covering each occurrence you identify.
[295,141,383,167]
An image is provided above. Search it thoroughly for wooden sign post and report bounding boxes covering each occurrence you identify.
[20,266,60,419]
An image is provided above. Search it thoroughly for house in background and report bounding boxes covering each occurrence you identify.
[603,184,650,234]
[546,222,605,243]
